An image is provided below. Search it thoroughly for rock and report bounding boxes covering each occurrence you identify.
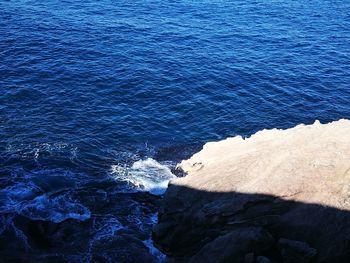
[0,189,161,262]
[244,252,255,263]
[91,233,156,263]
[278,238,317,263]
[188,227,274,263]
[153,120,350,262]
[256,256,272,263]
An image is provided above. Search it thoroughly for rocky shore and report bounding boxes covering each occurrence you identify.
[153,120,350,263]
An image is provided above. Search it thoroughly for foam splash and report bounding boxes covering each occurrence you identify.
[111,158,176,195]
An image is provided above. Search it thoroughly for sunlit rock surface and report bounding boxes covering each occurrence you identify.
[153,120,350,263]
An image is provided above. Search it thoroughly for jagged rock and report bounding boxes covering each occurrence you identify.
[153,120,350,262]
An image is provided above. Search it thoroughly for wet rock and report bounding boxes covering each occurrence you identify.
[0,187,161,262]
[0,215,30,260]
[11,215,92,252]
[91,233,156,263]
[154,144,203,163]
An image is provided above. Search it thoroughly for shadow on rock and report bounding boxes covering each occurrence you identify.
[153,184,350,263]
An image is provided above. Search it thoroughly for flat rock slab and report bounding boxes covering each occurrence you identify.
[153,120,350,263]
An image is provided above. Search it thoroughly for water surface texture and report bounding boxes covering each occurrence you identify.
[1,0,350,261]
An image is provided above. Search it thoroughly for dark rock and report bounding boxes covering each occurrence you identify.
[91,233,156,263]
[0,188,161,261]
[244,252,254,263]
[188,227,274,263]
[256,256,272,263]
[154,184,350,262]
[154,144,203,163]
[277,238,317,263]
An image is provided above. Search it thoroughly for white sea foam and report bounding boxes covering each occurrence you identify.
[20,193,91,223]
[5,142,78,161]
[143,213,166,262]
[143,238,166,262]
[91,216,125,242]
[111,158,176,195]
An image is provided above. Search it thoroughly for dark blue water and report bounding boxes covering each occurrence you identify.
[1,0,350,262]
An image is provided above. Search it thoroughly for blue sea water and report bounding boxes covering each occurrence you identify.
[1,0,350,261]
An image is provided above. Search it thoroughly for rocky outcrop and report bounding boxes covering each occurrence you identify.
[153,120,350,263]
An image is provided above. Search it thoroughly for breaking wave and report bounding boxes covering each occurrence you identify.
[111,158,176,195]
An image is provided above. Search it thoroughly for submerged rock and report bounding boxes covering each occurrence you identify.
[0,189,161,262]
[153,119,350,262]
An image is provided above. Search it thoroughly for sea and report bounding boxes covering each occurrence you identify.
[1,0,349,262]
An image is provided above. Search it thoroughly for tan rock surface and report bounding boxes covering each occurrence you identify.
[153,119,350,263]
[177,119,350,208]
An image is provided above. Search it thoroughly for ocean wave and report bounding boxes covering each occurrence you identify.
[111,158,176,195]
[0,168,91,223]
